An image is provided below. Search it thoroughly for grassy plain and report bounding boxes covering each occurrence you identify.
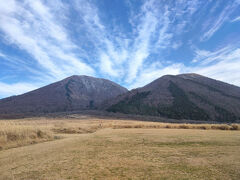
[0,117,240,179]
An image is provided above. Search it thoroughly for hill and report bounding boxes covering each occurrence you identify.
[0,75,128,115]
[106,73,240,122]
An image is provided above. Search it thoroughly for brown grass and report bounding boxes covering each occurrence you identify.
[0,127,240,179]
[0,117,239,151]
[0,118,107,150]
[112,122,240,131]
[0,121,54,150]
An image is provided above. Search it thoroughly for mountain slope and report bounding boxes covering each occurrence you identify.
[106,74,240,122]
[0,75,128,114]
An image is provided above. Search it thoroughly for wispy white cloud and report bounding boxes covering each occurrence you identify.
[0,82,39,98]
[132,45,240,89]
[0,51,6,58]
[73,0,128,79]
[128,62,183,89]
[172,42,182,49]
[0,0,240,98]
[194,59,240,86]
[189,46,240,86]
[231,16,240,22]
[99,53,120,77]
[126,0,159,83]
[201,2,239,41]
[0,0,95,80]
[73,0,196,84]
[191,46,233,65]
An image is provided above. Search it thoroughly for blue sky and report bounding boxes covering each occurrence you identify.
[0,0,240,98]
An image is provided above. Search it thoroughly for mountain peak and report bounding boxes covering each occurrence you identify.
[65,75,96,81]
[0,75,128,115]
[177,73,203,79]
[147,73,203,85]
[107,73,240,122]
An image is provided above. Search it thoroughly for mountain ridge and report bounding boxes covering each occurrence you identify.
[1,73,240,122]
[106,73,240,122]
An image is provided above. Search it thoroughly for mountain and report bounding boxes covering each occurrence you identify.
[1,73,240,122]
[0,75,128,115]
[106,73,240,122]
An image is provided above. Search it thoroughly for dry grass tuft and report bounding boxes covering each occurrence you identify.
[0,122,54,150]
[0,117,239,150]
[112,122,240,131]
[230,124,239,130]
[0,118,105,150]
[52,124,100,134]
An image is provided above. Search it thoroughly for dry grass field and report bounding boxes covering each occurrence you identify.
[0,116,240,179]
